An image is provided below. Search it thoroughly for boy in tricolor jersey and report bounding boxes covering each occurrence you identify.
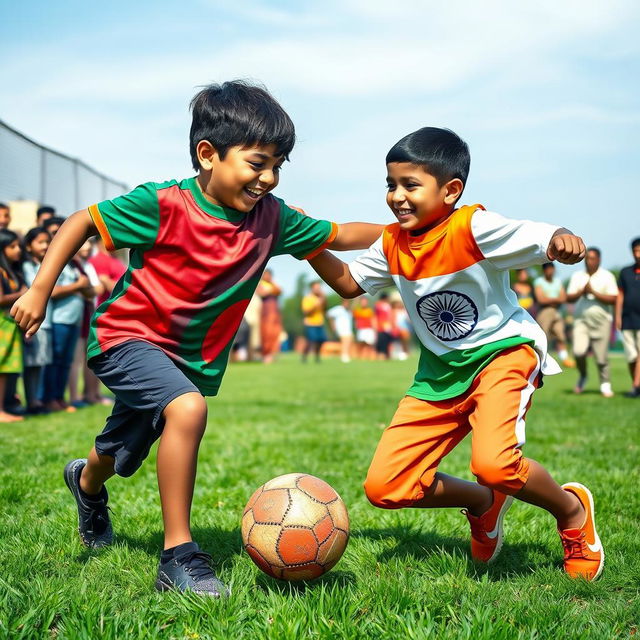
[10,81,383,597]
[309,127,603,581]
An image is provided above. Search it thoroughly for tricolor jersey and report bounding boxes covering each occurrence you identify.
[349,205,562,401]
[87,177,337,395]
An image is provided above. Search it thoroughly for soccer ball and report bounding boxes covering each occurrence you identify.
[241,473,350,581]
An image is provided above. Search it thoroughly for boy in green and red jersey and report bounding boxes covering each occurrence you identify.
[11,81,383,597]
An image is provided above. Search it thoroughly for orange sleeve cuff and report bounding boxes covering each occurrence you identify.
[302,222,339,261]
[88,204,116,252]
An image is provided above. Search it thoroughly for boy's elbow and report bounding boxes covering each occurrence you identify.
[336,281,363,299]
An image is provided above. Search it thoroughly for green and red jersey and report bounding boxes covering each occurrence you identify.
[87,177,337,395]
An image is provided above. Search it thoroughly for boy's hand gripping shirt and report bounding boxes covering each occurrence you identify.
[87,178,336,395]
[349,205,562,401]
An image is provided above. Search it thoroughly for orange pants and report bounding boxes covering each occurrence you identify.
[364,345,540,508]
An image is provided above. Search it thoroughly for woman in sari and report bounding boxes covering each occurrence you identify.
[257,269,283,364]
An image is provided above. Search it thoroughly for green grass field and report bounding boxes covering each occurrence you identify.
[0,354,638,639]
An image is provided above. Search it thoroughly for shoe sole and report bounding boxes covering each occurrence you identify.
[154,576,228,598]
[562,482,604,581]
[486,495,514,564]
[63,458,113,549]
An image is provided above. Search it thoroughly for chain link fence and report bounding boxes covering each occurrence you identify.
[0,118,127,215]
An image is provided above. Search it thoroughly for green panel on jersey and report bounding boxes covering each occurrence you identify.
[407,336,535,401]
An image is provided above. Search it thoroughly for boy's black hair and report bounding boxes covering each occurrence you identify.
[37,205,56,216]
[587,247,601,258]
[632,237,640,250]
[0,202,8,210]
[0,229,24,290]
[542,262,555,270]
[386,127,470,187]
[189,80,296,171]
[43,216,65,231]
[23,226,50,249]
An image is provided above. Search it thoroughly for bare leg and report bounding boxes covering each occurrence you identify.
[156,392,207,550]
[79,447,116,494]
[633,358,640,388]
[0,374,23,422]
[410,472,493,516]
[515,459,584,529]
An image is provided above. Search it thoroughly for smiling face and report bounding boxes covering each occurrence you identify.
[27,232,50,262]
[196,142,284,212]
[4,239,22,263]
[386,163,463,232]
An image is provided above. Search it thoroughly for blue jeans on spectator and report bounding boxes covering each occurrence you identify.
[41,323,80,403]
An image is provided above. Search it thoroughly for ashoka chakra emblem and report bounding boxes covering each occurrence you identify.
[416,290,478,341]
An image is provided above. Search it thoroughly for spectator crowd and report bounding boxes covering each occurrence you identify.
[0,202,126,422]
[512,242,640,399]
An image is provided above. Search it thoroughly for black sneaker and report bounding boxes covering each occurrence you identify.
[624,387,640,398]
[63,458,113,548]
[155,542,229,598]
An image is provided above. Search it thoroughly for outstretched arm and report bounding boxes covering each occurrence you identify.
[11,209,97,337]
[329,223,385,251]
[309,251,364,299]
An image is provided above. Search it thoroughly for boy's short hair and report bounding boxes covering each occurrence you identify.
[631,237,640,250]
[43,216,65,231]
[189,80,296,170]
[0,203,8,210]
[542,262,555,270]
[37,205,56,216]
[386,127,470,187]
[586,247,601,257]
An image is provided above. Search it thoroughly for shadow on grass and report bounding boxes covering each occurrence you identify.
[352,526,557,581]
[75,526,244,571]
[255,569,356,595]
[561,389,604,396]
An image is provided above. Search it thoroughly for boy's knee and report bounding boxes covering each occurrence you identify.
[163,392,208,429]
[470,455,527,494]
[363,475,416,509]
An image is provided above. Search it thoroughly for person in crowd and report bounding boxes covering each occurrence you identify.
[256,269,282,364]
[534,262,572,367]
[567,248,618,397]
[0,230,27,422]
[230,318,250,362]
[616,237,640,398]
[512,268,536,316]
[88,237,126,308]
[391,297,412,360]
[21,227,53,415]
[68,241,104,407]
[353,296,376,360]
[36,206,56,227]
[43,216,66,238]
[41,247,93,412]
[327,298,354,363]
[301,281,327,363]
[243,293,263,362]
[0,203,11,230]
[374,292,394,359]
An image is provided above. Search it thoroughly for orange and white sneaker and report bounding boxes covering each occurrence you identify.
[463,490,513,563]
[558,483,604,581]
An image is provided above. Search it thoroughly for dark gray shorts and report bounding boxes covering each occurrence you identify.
[88,340,200,477]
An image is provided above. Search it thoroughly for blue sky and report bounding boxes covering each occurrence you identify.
[2,0,639,292]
